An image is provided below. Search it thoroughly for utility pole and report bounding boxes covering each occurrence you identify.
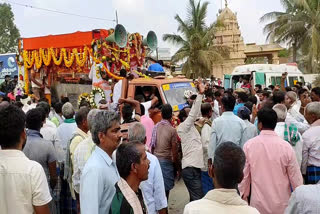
[115,10,118,24]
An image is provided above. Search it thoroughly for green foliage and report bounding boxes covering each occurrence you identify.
[260,0,320,73]
[0,3,20,54]
[279,49,290,58]
[163,0,228,78]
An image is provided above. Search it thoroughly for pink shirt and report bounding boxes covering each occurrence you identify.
[141,115,155,151]
[239,130,303,214]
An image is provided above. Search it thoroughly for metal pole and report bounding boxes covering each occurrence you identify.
[115,10,118,25]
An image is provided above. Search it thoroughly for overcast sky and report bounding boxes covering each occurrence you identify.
[8,0,284,55]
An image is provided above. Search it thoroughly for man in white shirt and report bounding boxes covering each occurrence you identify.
[112,69,127,105]
[285,181,320,214]
[0,105,52,214]
[197,103,214,195]
[302,102,320,184]
[273,104,303,167]
[128,122,167,214]
[285,91,310,134]
[184,142,259,214]
[177,81,205,201]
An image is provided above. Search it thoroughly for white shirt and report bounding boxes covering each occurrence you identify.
[72,135,95,194]
[140,152,167,214]
[275,122,303,167]
[286,109,309,134]
[142,101,152,117]
[244,120,258,141]
[211,100,220,120]
[40,122,63,162]
[177,94,204,169]
[57,122,78,163]
[184,189,259,214]
[46,118,56,129]
[0,150,52,214]
[113,80,122,105]
[285,182,320,214]
[201,123,211,171]
[301,119,320,174]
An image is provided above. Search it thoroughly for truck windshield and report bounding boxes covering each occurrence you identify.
[162,82,196,111]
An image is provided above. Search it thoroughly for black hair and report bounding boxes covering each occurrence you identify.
[120,69,127,77]
[285,86,292,92]
[36,101,50,117]
[257,108,278,130]
[226,88,233,94]
[178,106,191,122]
[61,97,70,104]
[244,101,253,113]
[142,86,152,92]
[98,99,107,104]
[248,95,257,105]
[214,91,222,98]
[13,101,23,109]
[272,91,285,104]
[237,92,248,103]
[26,108,44,131]
[298,88,308,98]
[4,75,10,79]
[16,95,22,102]
[0,105,26,148]
[122,103,133,122]
[201,103,212,117]
[116,141,144,179]
[157,60,164,66]
[213,142,246,189]
[268,85,275,90]
[140,104,145,116]
[189,94,197,100]
[53,102,63,114]
[221,95,236,111]
[161,104,173,120]
[256,89,263,94]
[14,75,18,79]
[79,100,90,109]
[75,107,90,126]
[135,95,145,103]
[255,84,262,90]
[312,87,320,96]
[205,90,214,99]
[262,91,270,98]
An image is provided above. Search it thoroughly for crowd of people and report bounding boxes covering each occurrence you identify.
[1,72,320,214]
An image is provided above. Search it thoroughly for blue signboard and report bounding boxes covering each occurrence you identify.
[0,53,18,84]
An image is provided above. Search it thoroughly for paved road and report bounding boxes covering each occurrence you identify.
[168,179,189,214]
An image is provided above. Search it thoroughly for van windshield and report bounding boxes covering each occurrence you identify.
[162,82,196,111]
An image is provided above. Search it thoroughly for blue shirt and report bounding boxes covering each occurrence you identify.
[140,152,167,214]
[148,63,164,72]
[80,146,120,214]
[209,112,249,159]
[233,103,245,115]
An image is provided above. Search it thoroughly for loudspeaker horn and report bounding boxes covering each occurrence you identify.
[143,31,158,51]
[105,24,128,48]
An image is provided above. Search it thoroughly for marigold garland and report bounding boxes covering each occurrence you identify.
[34,50,42,69]
[50,48,63,65]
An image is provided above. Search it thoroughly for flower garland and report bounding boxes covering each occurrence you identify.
[78,92,90,106]
[22,46,90,69]
[89,87,106,108]
[50,48,63,65]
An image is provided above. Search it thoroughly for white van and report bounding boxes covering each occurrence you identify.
[224,64,305,89]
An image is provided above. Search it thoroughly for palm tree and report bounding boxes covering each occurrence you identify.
[163,0,227,78]
[295,0,320,73]
[260,0,305,63]
[261,0,320,73]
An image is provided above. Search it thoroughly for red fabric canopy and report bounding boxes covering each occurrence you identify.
[22,29,110,50]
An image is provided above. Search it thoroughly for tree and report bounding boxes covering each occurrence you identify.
[163,0,227,78]
[260,0,320,73]
[0,3,20,54]
[260,0,305,63]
